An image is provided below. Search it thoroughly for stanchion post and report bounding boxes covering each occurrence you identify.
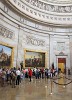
[50,78,53,95]
[63,75,66,88]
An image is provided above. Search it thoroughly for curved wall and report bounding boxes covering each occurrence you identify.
[0,0,72,74]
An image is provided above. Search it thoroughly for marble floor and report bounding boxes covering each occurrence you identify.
[0,77,72,100]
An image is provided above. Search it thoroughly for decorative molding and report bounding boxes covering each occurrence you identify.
[1,0,72,32]
[59,52,65,55]
[42,0,72,4]
[57,42,65,51]
[25,0,72,13]
[26,35,45,46]
[4,0,72,25]
[0,25,15,39]
[4,6,8,13]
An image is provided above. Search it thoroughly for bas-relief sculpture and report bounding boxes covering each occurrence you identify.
[26,35,45,46]
[1,1,72,34]
[5,0,71,25]
[24,0,72,13]
[0,25,14,39]
[44,0,72,2]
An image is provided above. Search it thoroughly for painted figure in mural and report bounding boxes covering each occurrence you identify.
[0,45,12,67]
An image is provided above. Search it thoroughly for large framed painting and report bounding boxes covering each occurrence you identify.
[24,50,46,68]
[0,43,14,68]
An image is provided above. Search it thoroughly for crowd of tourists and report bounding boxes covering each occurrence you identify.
[0,67,58,88]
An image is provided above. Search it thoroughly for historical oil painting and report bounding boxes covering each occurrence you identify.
[25,50,45,67]
[0,44,12,67]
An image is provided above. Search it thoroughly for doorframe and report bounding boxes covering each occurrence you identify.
[56,55,68,73]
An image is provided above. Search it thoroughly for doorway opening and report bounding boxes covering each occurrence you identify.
[58,58,66,74]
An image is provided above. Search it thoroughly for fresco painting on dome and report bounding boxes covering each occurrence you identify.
[0,44,12,68]
[25,50,45,67]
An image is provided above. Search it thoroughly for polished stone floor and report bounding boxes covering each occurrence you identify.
[0,77,72,100]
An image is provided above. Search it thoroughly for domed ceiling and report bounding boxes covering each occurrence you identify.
[5,0,72,26]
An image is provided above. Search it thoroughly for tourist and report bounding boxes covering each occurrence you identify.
[28,68,32,82]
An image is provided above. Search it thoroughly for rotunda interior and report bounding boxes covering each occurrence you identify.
[0,0,72,72]
[0,0,72,100]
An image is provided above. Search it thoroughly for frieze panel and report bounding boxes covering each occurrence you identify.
[25,0,72,13]
[0,25,14,39]
[7,0,72,24]
[42,0,72,4]
[3,0,72,28]
[26,35,45,46]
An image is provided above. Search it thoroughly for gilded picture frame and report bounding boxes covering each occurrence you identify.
[0,42,14,68]
[24,49,47,68]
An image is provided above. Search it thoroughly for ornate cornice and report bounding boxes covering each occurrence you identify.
[42,0,72,4]
[1,3,72,34]
[24,0,72,13]
[5,0,72,26]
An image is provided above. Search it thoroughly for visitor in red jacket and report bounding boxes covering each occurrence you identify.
[28,69,32,82]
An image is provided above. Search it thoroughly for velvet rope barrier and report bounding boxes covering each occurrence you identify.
[53,80,72,85]
[52,76,72,86]
[52,77,63,80]
[65,76,72,80]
